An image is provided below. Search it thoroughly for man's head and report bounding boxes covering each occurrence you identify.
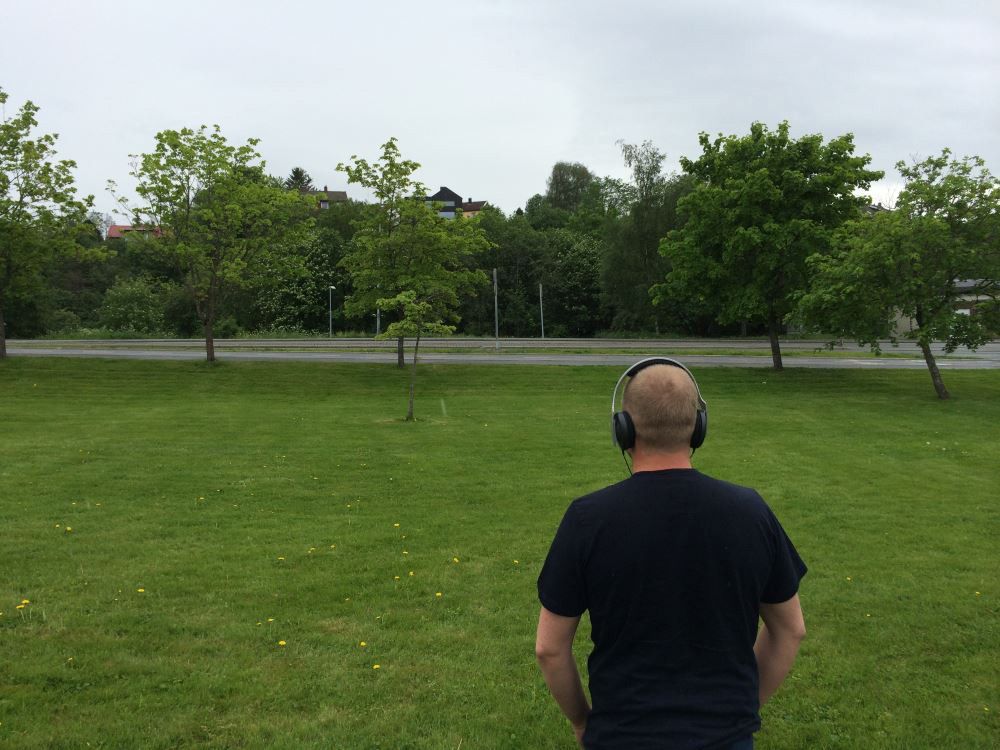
[622,364,699,453]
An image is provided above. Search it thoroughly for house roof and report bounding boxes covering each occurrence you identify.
[461,201,487,212]
[107,225,161,239]
[426,186,464,205]
[302,185,348,202]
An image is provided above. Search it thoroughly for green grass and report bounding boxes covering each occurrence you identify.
[0,359,997,749]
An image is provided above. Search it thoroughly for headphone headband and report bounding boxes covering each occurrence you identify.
[610,357,708,447]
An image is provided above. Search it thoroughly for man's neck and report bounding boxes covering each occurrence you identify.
[630,449,693,473]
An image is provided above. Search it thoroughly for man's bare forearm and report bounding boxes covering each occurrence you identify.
[754,623,803,707]
[537,650,591,729]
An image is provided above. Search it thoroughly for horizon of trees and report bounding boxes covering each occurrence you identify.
[3,82,997,397]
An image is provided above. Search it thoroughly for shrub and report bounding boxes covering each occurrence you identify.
[98,278,164,333]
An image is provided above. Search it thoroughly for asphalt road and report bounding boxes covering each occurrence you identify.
[9,346,1000,369]
[11,336,1000,359]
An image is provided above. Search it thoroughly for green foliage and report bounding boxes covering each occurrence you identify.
[545,161,595,212]
[98,277,165,333]
[798,150,999,398]
[116,125,316,359]
[658,122,883,366]
[283,166,314,191]
[602,141,694,331]
[339,138,489,415]
[0,85,95,355]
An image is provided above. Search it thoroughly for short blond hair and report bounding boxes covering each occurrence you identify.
[622,364,698,452]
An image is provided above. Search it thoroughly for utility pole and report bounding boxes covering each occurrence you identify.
[328,285,336,338]
[493,268,499,352]
[376,308,381,336]
[539,282,545,339]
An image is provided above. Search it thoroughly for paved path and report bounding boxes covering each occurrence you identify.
[9,346,1000,369]
[11,337,1000,360]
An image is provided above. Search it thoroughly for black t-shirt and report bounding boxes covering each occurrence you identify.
[537,469,807,750]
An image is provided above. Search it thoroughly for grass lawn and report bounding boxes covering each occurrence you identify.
[0,359,997,749]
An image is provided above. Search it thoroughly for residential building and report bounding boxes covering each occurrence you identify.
[425,186,488,219]
[302,185,348,210]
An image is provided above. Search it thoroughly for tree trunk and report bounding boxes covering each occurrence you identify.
[0,294,7,360]
[204,318,216,362]
[767,312,783,371]
[406,333,420,421]
[397,336,405,369]
[918,339,950,400]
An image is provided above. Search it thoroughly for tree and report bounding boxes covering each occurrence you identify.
[0,86,92,357]
[602,141,691,332]
[657,121,882,369]
[798,151,1000,399]
[115,125,315,361]
[339,138,488,415]
[284,167,314,191]
[545,162,595,213]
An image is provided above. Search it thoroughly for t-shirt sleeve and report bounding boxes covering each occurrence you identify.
[537,502,588,617]
[760,510,808,604]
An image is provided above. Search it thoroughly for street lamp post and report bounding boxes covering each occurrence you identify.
[328,285,336,338]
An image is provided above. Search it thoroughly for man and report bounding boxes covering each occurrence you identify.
[536,362,807,749]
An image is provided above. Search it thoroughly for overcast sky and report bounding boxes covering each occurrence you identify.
[3,0,998,216]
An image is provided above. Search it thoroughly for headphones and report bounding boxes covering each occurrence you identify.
[611,357,708,453]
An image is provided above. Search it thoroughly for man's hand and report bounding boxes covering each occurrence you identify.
[755,594,806,707]
[572,713,589,746]
[536,607,591,742]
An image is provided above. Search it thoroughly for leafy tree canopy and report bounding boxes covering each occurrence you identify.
[0,85,94,357]
[798,150,999,398]
[116,125,316,360]
[657,121,882,368]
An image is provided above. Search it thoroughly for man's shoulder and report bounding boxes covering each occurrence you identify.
[571,471,769,516]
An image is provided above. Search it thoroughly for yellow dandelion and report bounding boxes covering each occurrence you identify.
[256,622,262,626]
[402,550,408,555]
[65,527,73,532]
[435,592,442,598]
[975,591,981,596]
[277,557,285,561]
[393,523,400,528]
[330,544,336,549]
[67,657,74,661]
[372,664,380,670]
[409,571,414,576]
[137,588,145,593]
[394,575,400,580]
[453,557,459,563]
[513,560,519,564]
[267,618,274,622]
[846,576,852,581]
[55,524,60,528]
[21,599,30,604]
[278,640,287,647]
[16,604,25,610]
[360,641,367,648]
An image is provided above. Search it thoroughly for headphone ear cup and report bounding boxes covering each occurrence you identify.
[613,411,636,451]
[691,409,707,449]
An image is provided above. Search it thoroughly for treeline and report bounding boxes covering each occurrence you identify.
[5,140,712,341]
[3,82,997,398]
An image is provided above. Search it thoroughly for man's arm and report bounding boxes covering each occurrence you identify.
[754,593,806,707]
[536,606,591,743]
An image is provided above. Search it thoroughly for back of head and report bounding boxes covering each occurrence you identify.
[622,365,698,452]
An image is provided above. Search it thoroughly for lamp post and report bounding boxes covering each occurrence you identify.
[493,268,499,351]
[328,285,336,338]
